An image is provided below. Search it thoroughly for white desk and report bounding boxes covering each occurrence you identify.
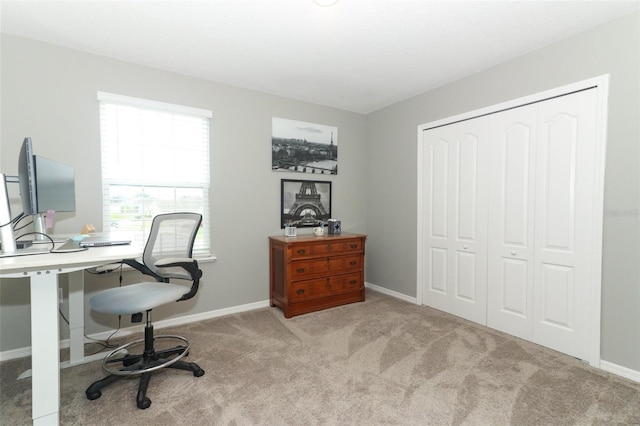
[0,244,142,425]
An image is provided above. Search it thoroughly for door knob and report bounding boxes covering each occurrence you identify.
[511,250,517,256]
[463,245,469,250]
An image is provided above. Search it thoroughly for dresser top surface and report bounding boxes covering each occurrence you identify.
[269,232,367,244]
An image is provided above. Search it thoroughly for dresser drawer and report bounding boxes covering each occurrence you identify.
[288,273,363,302]
[288,281,312,303]
[290,254,362,280]
[289,258,331,279]
[328,255,362,272]
[289,238,363,259]
[311,273,363,298]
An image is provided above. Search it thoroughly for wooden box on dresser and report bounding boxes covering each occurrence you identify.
[269,233,367,318]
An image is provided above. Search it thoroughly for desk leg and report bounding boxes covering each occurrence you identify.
[30,272,61,426]
[68,271,85,365]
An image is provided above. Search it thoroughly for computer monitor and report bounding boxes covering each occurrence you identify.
[16,137,76,241]
[18,137,75,215]
[1,137,77,253]
[18,137,37,215]
[33,156,76,213]
[17,137,76,214]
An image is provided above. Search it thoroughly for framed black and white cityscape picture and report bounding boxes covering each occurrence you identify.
[272,117,338,175]
[281,179,332,228]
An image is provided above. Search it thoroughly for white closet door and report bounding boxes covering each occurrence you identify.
[422,119,488,324]
[419,78,606,365]
[532,89,597,360]
[487,104,538,340]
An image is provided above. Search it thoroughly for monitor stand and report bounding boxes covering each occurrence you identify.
[0,174,17,253]
[33,213,47,241]
[0,174,53,258]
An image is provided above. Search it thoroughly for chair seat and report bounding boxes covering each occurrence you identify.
[90,282,189,315]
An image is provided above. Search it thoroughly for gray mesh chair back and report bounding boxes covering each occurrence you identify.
[143,212,202,281]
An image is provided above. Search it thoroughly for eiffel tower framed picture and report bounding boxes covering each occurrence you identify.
[281,179,332,228]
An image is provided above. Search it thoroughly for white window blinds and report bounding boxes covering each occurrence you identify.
[98,92,211,255]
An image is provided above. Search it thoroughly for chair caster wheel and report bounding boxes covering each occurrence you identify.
[137,397,151,409]
[194,368,205,377]
[86,390,102,400]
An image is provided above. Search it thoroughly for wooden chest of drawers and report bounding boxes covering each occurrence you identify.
[269,233,367,318]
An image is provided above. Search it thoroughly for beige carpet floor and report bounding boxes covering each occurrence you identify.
[2,289,640,425]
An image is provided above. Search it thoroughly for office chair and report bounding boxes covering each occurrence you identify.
[86,212,205,409]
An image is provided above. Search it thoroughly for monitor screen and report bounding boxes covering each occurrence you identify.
[17,137,76,215]
[34,156,76,213]
[18,137,37,215]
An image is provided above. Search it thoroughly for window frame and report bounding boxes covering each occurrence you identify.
[97,91,212,256]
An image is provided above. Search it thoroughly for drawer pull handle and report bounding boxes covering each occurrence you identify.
[349,261,357,266]
[296,289,305,295]
[350,244,358,249]
[297,249,306,255]
[296,268,306,273]
[349,280,357,284]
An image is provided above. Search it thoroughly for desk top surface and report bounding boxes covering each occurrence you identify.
[0,243,142,275]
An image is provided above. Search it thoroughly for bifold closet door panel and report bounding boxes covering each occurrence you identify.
[422,125,450,314]
[487,104,538,340]
[422,120,488,324]
[532,89,597,360]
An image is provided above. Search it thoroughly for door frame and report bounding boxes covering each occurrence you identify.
[416,75,609,367]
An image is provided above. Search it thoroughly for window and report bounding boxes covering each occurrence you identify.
[98,92,211,255]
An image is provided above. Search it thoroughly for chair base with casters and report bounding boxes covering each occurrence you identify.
[86,309,205,409]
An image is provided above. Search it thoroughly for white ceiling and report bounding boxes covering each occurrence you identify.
[1,0,638,114]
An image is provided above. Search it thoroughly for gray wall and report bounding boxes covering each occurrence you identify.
[366,12,640,371]
[0,34,367,352]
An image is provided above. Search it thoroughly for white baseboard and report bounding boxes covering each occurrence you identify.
[600,360,640,383]
[365,281,419,304]
[0,346,35,362]
[0,299,271,362]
